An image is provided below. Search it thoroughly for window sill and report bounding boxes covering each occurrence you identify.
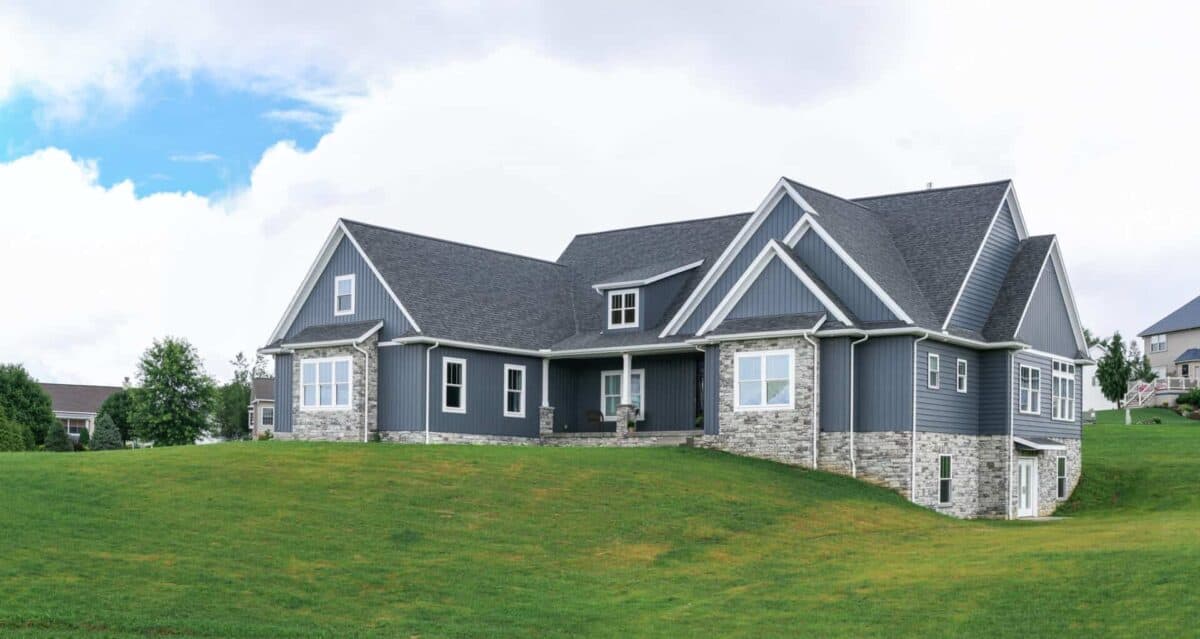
[1018,410,1041,416]
[299,405,353,412]
[442,407,467,414]
[503,412,525,419]
[1051,417,1075,423]
[733,404,795,412]
[334,310,355,317]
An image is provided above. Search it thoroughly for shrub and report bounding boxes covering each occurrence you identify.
[90,414,124,451]
[43,421,73,452]
[1178,389,1200,407]
[1135,417,1163,425]
[78,427,90,448]
[0,418,27,451]
[1189,410,1200,422]
[256,430,273,441]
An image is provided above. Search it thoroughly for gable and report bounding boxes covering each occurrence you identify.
[727,258,829,320]
[1016,260,1077,357]
[642,269,693,330]
[791,229,897,323]
[947,202,1021,332]
[284,235,413,342]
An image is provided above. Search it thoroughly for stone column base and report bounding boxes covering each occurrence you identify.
[539,406,555,436]
[615,404,637,438]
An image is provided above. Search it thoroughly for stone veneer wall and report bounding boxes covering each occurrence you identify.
[911,433,1009,519]
[818,431,913,497]
[1009,437,1081,517]
[278,335,378,442]
[697,336,818,468]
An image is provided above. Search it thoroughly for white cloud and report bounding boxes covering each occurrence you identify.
[261,109,331,130]
[168,152,220,163]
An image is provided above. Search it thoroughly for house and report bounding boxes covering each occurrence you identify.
[39,383,122,439]
[247,377,275,438]
[260,178,1089,519]
[1082,344,1115,412]
[1128,294,1200,406]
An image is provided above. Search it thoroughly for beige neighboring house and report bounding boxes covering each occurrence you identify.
[1128,294,1200,407]
[39,383,122,439]
[248,378,275,437]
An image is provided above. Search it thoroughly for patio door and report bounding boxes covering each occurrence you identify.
[1017,457,1038,518]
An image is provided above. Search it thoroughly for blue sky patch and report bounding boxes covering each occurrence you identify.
[0,73,336,196]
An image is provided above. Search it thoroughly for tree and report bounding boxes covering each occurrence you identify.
[1083,327,1104,349]
[98,387,135,444]
[78,426,90,448]
[131,337,215,446]
[214,381,251,440]
[1127,340,1157,382]
[90,413,124,451]
[0,408,30,452]
[0,364,58,445]
[230,352,252,386]
[43,420,73,452]
[253,354,271,379]
[1097,332,1132,406]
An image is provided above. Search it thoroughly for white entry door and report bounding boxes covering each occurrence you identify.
[1018,457,1038,518]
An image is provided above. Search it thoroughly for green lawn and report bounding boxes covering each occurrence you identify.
[2,421,1199,638]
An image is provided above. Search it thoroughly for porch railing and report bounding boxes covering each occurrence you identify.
[1124,377,1199,407]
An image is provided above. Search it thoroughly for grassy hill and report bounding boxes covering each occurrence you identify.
[2,417,1199,637]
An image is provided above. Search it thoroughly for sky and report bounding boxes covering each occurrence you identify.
[1,1,1198,385]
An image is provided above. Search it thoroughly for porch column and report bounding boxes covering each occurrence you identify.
[539,358,554,436]
[616,352,635,437]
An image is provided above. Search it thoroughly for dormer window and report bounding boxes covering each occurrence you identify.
[607,289,639,329]
[334,274,355,316]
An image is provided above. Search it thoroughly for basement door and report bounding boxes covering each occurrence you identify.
[1017,457,1038,518]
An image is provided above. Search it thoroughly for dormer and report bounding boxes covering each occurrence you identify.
[592,260,703,331]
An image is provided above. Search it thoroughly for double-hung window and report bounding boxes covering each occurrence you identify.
[443,358,466,413]
[927,354,940,389]
[1019,365,1041,415]
[956,359,968,394]
[1149,334,1166,353]
[261,406,274,426]
[601,370,644,420]
[1052,361,1076,421]
[735,350,794,410]
[334,274,355,315]
[301,358,352,409]
[1056,456,1068,499]
[503,364,525,418]
[938,455,952,504]
[607,289,639,329]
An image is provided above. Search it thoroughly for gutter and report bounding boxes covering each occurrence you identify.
[816,327,1026,351]
[911,333,929,501]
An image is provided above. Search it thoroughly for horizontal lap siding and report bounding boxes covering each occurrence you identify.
[854,336,914,432]
[949,204,1019,333]
[378,344,426,430]
[1012,351,1081,439]
[728,259,827,319]
[552,354,701,432]
[915,342,979,434]
[286,236,411,341]
[428,347,543,437]
[820,337,851,431]
[1016,261,1079,358]
[273,354,293,432]
[792,231,897,322]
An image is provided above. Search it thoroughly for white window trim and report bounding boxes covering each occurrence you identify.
[956,358,968,394]
[334,274,356,316]
[442,357,467,414]
[300,356,354,410]
[733,349,795,412]
[503,364,526,419]
[927,353,940,389]
[261,406,275,426]
[938,454,952,505]
[1149,334,1166,353]
[1052,360,1076,422]
[1019,364,1042,415]
[600,369,645,421]
[1056,455,1068,500]
[607,288,639,329]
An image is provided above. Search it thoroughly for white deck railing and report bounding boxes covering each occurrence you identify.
[1124,377,1199,407]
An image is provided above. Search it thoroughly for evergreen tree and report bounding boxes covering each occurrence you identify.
[1097,332,1132,406]
[98,386,135,444]
[131,337,215,446]
[78,426,90,448]
[0,364,58,445]
[90,413,124,451]
[43,420,73,452]
[1127,341,1157,382]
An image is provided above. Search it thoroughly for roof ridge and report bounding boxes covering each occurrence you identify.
[851,179,1012,202]
[783,178,878,213]
[39,382,122,389]
[571,211,751,239]
[340,218,565,267]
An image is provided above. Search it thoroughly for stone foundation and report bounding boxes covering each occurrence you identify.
[1009,437,1081,517]
[911,433,1008,519]
[377,430,697,448]
[278,335,378,442]
[379,431,539,446]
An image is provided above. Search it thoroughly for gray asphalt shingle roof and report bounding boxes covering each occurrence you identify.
[280,319,383,346]
[1140,293,1200,337]
[981,235,1056,342]
[708,313,826,336]
[1176,348,1200,363]
[592,258,703,288]
[38,383,122,415]
[251,378,275,401]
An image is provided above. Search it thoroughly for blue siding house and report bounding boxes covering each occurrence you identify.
[261,177,1090,519]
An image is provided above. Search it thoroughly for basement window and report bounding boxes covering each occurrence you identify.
[938,455,952,504]
[1057,456,1067,499]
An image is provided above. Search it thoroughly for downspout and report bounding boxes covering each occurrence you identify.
[424,341,440,444]
[911,334,929,501]
[802,332,820,470]
[848,332,870,478]
[351,339,371,443]
[1007,349,1016,520]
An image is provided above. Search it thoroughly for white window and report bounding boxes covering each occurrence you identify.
[301,358,352,409]
[600,370,644,420]
[503,364,526,418]
[1149,334,1166,353]
[1052,360,1076,422]
[607,289,639,329]
[261,406,274,426]
[927,353,940,389]
[938,455,952,504]
[734,350,794,411]
[442,357,466,413]
[334,274,356,316]
[1056,456,1068,500]
[956,359,968,394]
[1019,365,1041,415]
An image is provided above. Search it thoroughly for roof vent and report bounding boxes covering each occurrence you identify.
[926,182,933,190]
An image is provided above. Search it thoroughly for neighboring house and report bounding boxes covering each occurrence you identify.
[1082,344,1115,412]
[38,383,122,439]
[1130,294,1200,406]
[260,177,1089,519]
[248,377,276,438]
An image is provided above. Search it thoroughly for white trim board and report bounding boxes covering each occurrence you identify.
[696,239,853,335]
[1013,436,1067,451]
[592,260,704,292]
[941,183,1027,330]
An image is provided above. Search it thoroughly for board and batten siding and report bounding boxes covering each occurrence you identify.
[914,341,979,435]
[703,345,720,435]
[550,353,701,432]
[978,350,1011,436]
[643,270,692,331]
[427,346,544,437]
[1016,260,1079,358]
[727,258,829,320]
[1011,350,1082,440]
[273,354,293,432]
[819,336,912,432]
[377,344,426,430]
[948,203,1020,333]
[819,337,851,431]
[791,230,897,323]
[284,235,412,342]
